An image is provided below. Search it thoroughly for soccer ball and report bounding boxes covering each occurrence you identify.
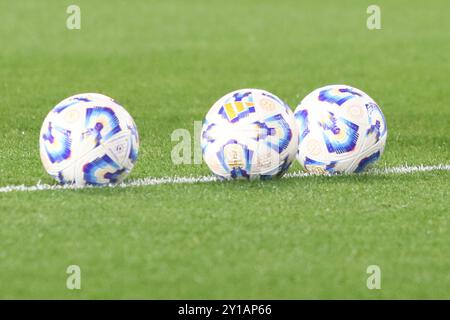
[294,84,387,174]
[201,88,298,179]
[39,93,139,185]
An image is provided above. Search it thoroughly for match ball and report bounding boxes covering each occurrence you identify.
[39,93,139,185]
[294,85,387,174]
[201,89,298,179]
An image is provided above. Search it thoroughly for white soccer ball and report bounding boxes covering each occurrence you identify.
[201,89,298,180]
[294,84,387,174]
[39,93,139,185]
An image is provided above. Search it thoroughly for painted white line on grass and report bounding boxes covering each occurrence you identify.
[0,164,449,193]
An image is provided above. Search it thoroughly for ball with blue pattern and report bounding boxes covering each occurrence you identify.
[294,84,387,174]
[39,93,139,186]
[201,88,299,180]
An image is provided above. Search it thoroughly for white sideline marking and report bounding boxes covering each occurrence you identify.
[0,164,449,194]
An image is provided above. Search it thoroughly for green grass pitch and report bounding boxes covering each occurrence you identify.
[0,0,449,299]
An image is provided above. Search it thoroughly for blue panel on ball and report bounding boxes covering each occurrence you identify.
[53,97,92,113]
[83,154,125,185]
[128,143,138,164]
[276,155,293,177]
[127,124,139,164]
[201,121,217,153]
[366,102,387,141]
[232,91,252,101]
[42,122,72,163]
[295,109,310,143]
[319,113,359,154]
[354,151,380,173]
[304,157,337,173]
[318,87,362,106]
[252,114,292,154]
[85,107,121,146]
[230,167,250,179]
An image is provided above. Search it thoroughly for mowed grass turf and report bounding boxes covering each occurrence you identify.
[0,0,449,298]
